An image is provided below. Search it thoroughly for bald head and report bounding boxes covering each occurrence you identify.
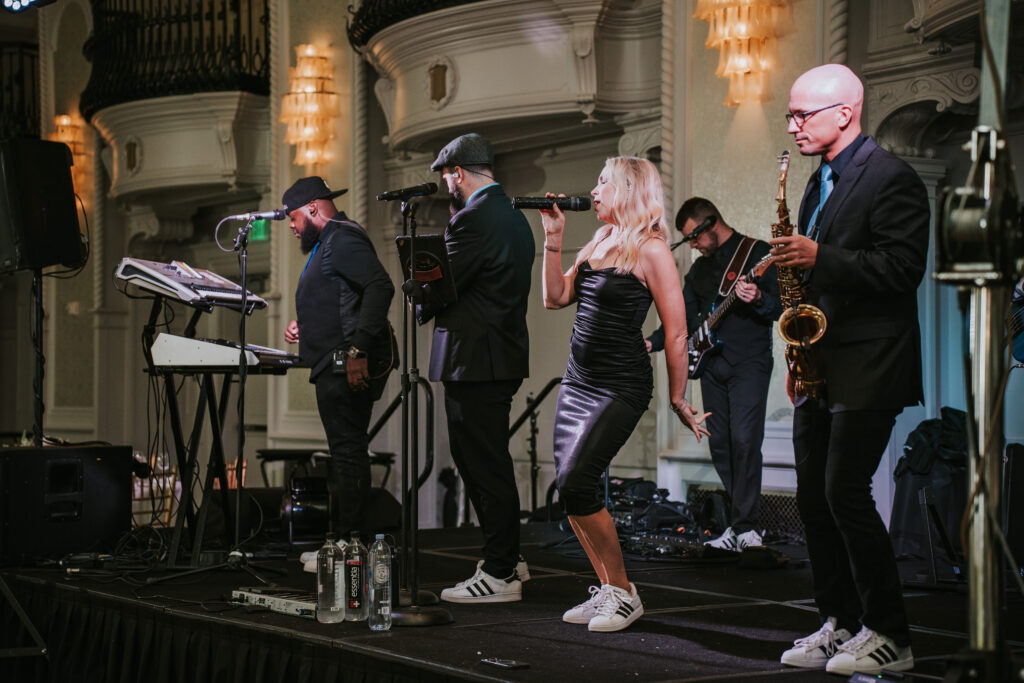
[788,64,864,160]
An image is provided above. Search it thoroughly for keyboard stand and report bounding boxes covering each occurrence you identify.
[141,296,234,568]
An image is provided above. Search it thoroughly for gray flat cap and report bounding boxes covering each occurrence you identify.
[430,133,494,172]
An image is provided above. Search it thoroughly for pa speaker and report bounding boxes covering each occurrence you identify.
[0,137,85,274]
[0,446,132,566]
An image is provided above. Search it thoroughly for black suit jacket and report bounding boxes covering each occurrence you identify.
[417,184,535,382]
[799,137,929,412]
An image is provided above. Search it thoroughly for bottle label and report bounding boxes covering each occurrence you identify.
[373,562,389,584]
[347,558,363,608]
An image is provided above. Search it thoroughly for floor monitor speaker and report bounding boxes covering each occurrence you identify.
[0,446,132,566]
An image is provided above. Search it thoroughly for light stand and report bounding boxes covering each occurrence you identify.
[933,3,1023,678]
[389,198,452,626]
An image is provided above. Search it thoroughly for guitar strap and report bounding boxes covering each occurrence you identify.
[717,236,756,298]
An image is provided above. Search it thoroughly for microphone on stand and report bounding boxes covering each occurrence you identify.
[226,209,288,221]
[511,196,592,211]
[377,182,439,201]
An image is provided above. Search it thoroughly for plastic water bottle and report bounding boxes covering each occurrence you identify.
[316,533,344,623]
[343,532,368,621]
[368,534,392,631]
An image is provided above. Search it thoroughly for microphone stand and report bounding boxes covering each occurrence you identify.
[391,198,452,626]
[146,219,284,586]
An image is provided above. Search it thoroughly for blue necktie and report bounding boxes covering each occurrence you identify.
[807,164,834,241]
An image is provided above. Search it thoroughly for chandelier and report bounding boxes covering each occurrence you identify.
[49,113,87,191]
[279,45,338,170]
[694,0,786,106]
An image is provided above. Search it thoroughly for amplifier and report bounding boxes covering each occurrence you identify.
[0,446,132,566]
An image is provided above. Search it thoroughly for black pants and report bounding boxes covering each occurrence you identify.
[701,353,772,533]
[793,400,910,646]
[314,370,378,539]
[443,379,522,578]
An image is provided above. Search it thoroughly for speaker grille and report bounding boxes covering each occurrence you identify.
[687,486,805,542]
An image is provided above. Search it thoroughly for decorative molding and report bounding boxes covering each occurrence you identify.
[616,109,661,158]
[827,0,849,64]
[124,205,194,244]
[868,67,980,135]
[660,0,674,210]
[425,55,458,111]
[374,77,397,142]
[351,55,369,225]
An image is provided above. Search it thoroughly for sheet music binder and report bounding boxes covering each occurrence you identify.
[395,234,457,304]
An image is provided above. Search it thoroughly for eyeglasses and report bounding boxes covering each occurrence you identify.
[785,103,844,127]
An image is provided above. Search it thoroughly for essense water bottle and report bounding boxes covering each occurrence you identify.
[368,534,392,631]
[316,533,344,623]
[343,532,368,621]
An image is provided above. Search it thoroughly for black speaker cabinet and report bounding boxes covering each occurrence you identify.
[0,137,85,274]
[0,446,132,566]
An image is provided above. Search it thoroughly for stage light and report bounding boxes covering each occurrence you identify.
[2,0,57,14]
[694,0,787,106]
[279,44,338,171]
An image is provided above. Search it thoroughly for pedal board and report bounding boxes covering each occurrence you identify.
[231,586,317,620]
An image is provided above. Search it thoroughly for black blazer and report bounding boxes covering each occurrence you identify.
[799,137,930,412]
[418,184,535,382]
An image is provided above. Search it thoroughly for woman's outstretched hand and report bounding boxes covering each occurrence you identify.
[671,399,711,442]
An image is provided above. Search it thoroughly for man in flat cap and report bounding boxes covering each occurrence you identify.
[418,133,535,602]
[282,176,398,569]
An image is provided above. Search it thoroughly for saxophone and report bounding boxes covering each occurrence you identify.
[771,151,827,399]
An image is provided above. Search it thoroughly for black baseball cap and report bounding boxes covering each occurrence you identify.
[282,176,348,214]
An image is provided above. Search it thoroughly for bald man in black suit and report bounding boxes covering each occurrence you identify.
[771,64,929,677]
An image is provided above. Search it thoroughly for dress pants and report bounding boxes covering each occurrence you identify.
[443,378,523,579]
[701,352,772,533]
[315,369,376,540]
[793,400,910,646]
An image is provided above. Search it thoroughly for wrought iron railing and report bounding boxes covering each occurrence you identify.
[80,0,270,121]
[346,0,487,49]
[0,43,40,139]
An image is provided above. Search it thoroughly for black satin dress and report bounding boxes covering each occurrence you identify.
[553,261,654,516]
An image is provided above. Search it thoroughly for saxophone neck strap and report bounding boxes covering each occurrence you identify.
[717,236,757,298]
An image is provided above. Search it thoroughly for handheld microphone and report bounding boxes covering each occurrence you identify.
[376,182,439,201]
[227,209,287,221]
[511,196,592,211]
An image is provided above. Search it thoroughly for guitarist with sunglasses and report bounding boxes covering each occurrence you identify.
[646,197,782,552]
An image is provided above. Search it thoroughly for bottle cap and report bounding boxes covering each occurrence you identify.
[376,533,385,540]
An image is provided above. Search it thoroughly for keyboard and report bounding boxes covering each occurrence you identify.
[115,257,268,311]
[150,334,303,374]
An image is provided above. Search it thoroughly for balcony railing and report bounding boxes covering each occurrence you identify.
[80,0,270,121]
[346,0,486,49]
[0,42,40,139]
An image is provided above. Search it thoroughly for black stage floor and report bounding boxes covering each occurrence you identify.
[1,522,1022,682]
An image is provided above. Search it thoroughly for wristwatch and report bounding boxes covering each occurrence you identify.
[346,345,367,359]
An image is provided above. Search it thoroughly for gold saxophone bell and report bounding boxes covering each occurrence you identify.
[778,304,827,348]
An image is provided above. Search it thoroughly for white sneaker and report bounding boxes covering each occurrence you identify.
[440,567,522,604]
[474,556,531,582]
[825,626,914,675]
[299,539,348,574]
[587,583,643,632]
[562,585,613,624]
[780,618,853,669]
[736,529,764,550]
[705,527,738,552]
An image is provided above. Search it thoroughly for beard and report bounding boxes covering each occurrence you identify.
[449,186,466,215]
[299,223,320,254]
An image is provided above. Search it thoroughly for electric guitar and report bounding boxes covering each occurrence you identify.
[688,254,775,379]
